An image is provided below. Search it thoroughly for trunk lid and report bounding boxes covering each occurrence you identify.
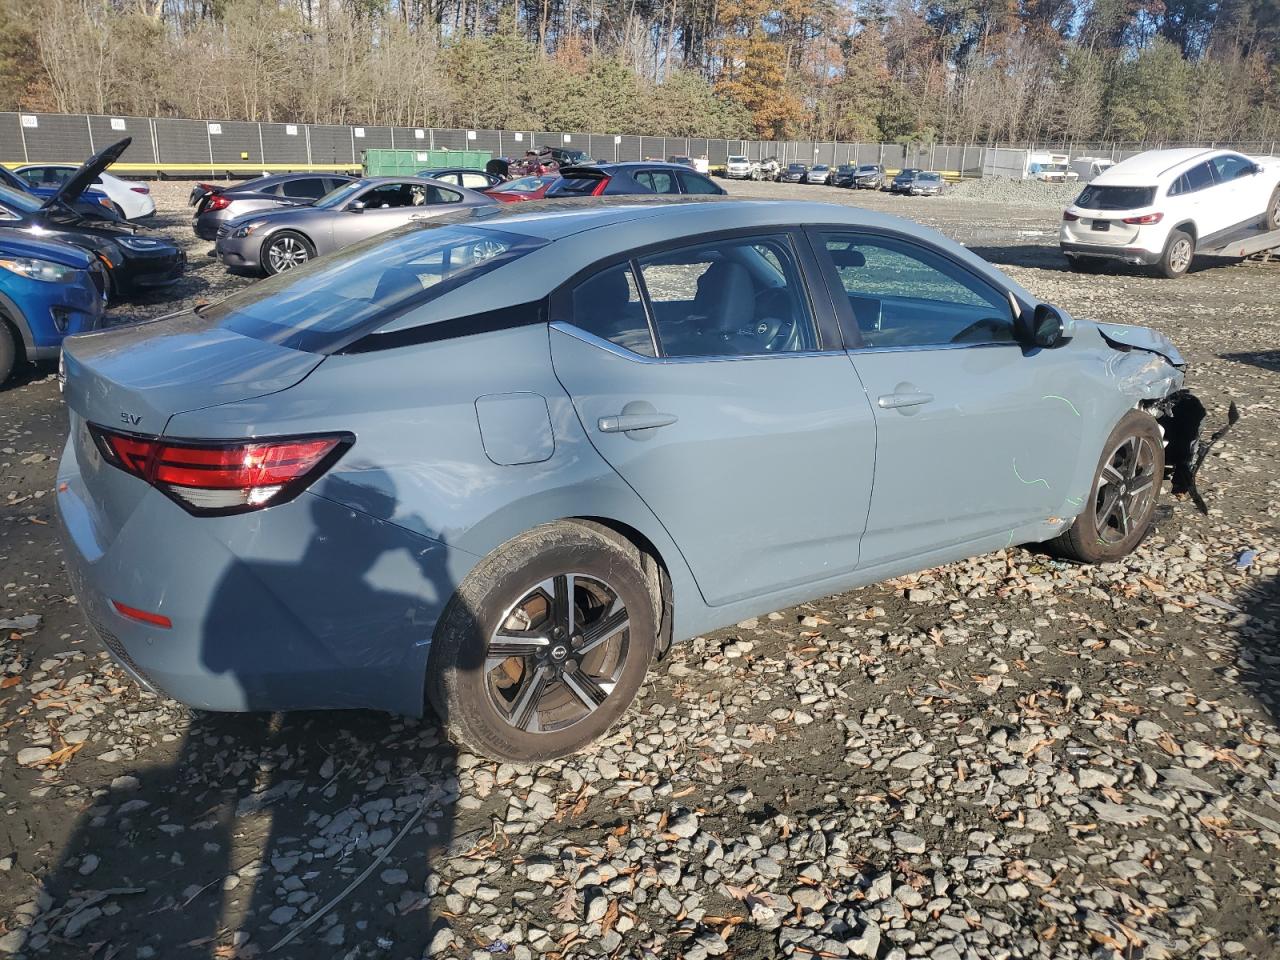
[62,311,324,436]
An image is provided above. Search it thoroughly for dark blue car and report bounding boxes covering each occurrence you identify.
[0,233,106,384]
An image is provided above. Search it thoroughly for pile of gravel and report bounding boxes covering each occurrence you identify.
[947,177,1081,207]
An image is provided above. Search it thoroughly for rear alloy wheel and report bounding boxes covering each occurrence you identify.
[428,522,658,761]
[1264,186,1280,231]
[262,231,312,275]
[1158,229,1194,279]
[1045,410,1164,563]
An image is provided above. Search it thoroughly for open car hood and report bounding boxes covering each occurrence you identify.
[44,137,131,214]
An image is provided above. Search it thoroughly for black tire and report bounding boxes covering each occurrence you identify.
[261,230,314,276]
[1045,409,1164,564]
[0,319,17,387]
[427,521,658,762]
[1264,186,1280,231]
[1157,228,1194,279]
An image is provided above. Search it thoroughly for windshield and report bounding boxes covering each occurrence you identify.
[813,165,828,171]
[857,165,878,173]
[728,156,747,163]
[898,169,920,177]
[0,183,43,214]
[919,173,941,181]
[1075,184,1157,210]
[1040,164,1068,172]
[206,224,548,353]
[314,180,368,210]
[787,164,805,171]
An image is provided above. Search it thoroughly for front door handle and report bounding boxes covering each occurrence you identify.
[877,391,934,410]
[598,412,678,433]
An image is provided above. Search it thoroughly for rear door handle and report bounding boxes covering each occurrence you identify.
[598,412,678,433]
[877,392,934,409]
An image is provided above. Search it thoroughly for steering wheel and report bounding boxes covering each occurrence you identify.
[950,317,1010,344]
[746,287,802,352]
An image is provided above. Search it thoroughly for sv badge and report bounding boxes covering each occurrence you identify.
[120,411,142,426]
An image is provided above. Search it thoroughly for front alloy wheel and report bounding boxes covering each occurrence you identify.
[264,232,311,274]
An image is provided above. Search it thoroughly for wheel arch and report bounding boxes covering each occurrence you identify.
[0,289,33,361]
[1170,220,1197,243]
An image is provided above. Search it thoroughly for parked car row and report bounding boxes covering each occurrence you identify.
[738,161,944,195]
[0,137,184,385]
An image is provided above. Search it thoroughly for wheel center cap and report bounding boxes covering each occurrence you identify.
[550,644,568,662]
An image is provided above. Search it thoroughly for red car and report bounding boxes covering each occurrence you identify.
[484,175,558,203]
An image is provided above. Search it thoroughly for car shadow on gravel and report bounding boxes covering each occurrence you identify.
[1236,573,1280,726]
[26,482,469,958]
[1219,349,1280,373]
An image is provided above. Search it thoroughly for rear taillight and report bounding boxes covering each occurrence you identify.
[1062,211,1079,221]
[88,426,352,515]
[205,194,231,211]
[1122,212,1163,225]
[131,185,150,195]
[591,177,611,197]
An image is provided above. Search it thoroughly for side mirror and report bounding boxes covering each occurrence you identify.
[1030,303,1074,348]
[346,200,366,213]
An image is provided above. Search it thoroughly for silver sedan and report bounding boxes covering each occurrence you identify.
[215,177,498,275]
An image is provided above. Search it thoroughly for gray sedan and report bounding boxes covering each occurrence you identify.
[215,176,497,274]
[59,197,1209,763]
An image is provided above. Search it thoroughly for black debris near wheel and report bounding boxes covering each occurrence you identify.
[0,319,17,386]
[427,521,659,762]
[262,231,313,275]
[1157,228,1194,279]
[1046,409,1165,564]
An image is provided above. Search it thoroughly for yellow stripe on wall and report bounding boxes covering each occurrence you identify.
[4,161,363,173]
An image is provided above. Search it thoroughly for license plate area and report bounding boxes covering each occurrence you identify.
[1091,220,1111,232]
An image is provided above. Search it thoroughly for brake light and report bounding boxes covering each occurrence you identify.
[131,185,150,195]
[1122,212,1163,225]
[112,600,172,629]
[88,426,352,515]
[1062,211,1079,221]
[204,193,231,212]
[591,177,611,197]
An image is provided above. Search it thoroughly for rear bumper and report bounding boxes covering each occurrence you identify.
[1061,241,1163,265]
[56,434,460,716]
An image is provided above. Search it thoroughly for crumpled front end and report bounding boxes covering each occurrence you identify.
[1094,321,1237,513]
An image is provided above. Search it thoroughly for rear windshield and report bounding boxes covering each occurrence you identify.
[205,224,547,353]
[1075,184,1156,210]
[0,183,44,213]
[549,176,603,196]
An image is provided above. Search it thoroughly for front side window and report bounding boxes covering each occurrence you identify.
[637,235,817,357]
[677,170,721,195]
[361,182,428,208]
[1210,154,1253,183]
[824,233,1014,348]
[570,263,656,357]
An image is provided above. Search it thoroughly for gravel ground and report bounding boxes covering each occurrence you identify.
[1,179,1278,960]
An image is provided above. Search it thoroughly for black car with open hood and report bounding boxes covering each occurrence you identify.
[0,138,183,299]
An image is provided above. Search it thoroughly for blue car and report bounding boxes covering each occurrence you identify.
[57,197,1209,762]
[0,234,106,384]
[0,163,117,220]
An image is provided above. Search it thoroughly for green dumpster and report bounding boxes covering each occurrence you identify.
[362,149,493,176]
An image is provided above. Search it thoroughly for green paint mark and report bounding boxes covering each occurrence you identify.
[1043,394,1081,417]
[1005,530,1015,548]
[1066,495,1085,507]
[1012,459,1051,490]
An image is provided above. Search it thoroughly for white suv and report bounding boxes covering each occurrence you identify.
[1060,148,1280,278]
[724,156,758,180]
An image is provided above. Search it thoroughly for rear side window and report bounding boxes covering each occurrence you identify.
[281,178,328,200]
[635,170,679,194]
[206,225,548,353]
[570,263,656,357]
[1075,185,1157,209]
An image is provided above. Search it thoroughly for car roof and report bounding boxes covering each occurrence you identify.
[374,196,1038,335]
[1092,148,1229,185]
[563,161,698,173]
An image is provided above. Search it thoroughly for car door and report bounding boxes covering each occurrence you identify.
[813,229,1087,566]
[328,181,426,249]
[1167,161,1218,238]
[549,231,877,607]
[1207,153,1263,235]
